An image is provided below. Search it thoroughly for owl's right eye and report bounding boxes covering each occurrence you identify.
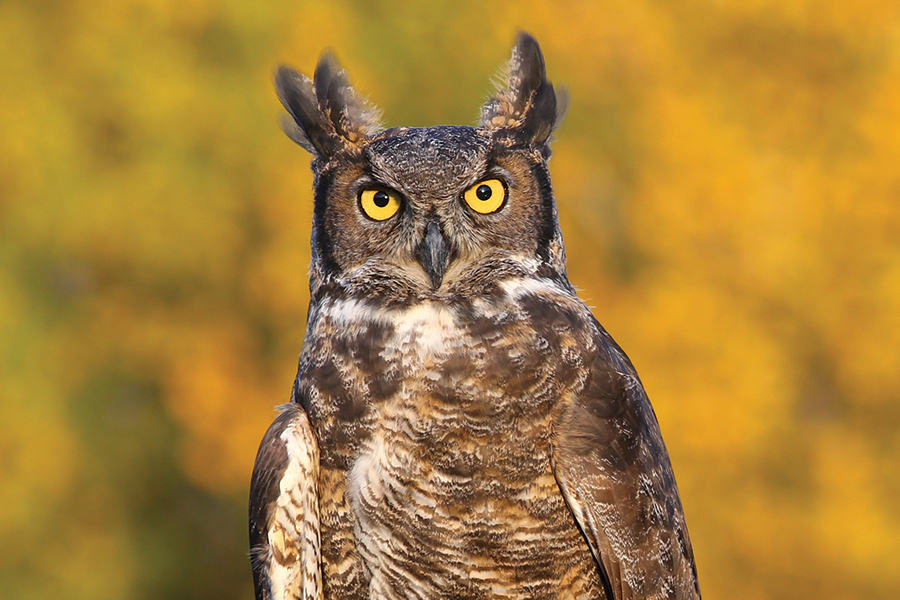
[359,188,402,221]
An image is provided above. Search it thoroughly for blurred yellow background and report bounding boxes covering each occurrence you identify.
[2,1,899,598]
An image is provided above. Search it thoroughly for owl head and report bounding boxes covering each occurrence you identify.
[276,33,569,303]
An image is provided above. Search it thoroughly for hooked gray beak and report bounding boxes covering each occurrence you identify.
[416,221,450,289]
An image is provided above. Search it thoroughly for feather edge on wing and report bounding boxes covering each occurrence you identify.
[250,403,323,600]
[551,322,701,600]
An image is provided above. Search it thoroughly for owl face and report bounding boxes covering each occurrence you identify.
[313,125,560,297]
[276,36,568,300]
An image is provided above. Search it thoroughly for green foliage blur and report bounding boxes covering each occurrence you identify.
[2,1,899,598]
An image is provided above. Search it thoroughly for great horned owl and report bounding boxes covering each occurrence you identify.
[249,33,701,600]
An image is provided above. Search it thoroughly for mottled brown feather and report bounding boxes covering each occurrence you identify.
[553,317,701,600]
[250,406,294,598]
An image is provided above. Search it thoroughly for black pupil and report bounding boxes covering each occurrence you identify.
[476,184,493,201]
[373,191,390,208]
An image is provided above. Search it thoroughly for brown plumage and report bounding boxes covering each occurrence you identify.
[250,32,701,600]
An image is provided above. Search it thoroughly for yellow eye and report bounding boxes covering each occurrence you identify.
[463,179,506,214]
[359,188,402,221]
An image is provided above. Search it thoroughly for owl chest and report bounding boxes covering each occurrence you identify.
[303,297,596,595]
[305,298,574,466]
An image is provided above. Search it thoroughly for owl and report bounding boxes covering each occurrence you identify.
[249,33,701,600]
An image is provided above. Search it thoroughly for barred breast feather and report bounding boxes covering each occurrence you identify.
[251,276,698,599]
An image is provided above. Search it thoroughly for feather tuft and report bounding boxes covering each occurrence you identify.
[275,54,382,159]
[481,32,566,146]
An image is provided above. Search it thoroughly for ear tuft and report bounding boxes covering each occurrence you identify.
[275,66,332,155]
[275,55,382,159]
[482,32,566,146]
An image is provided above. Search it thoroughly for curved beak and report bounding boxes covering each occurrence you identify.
[416,221,450,289]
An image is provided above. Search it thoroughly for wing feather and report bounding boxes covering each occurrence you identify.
[249,403,322,600]
[552,321,701,600]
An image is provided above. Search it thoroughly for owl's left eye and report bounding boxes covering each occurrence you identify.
[463,179,506,214]
[359,188,402,221]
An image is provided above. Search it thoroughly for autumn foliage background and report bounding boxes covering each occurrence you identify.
[2,1,899,598]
